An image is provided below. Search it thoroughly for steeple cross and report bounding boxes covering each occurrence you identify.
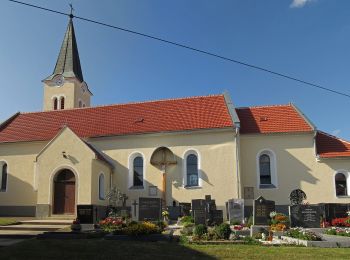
[69,4,74,18]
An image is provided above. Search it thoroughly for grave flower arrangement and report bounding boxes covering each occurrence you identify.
[269,211,289,231]
[324,227,350,237]
[331,217,350,227]
[286,227,322,241]
[99,217,126,233]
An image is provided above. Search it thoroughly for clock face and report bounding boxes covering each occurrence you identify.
[53,75,64,87]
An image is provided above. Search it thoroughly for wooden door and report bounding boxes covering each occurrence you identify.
[64,182,75,214]
[53,170,76,214]
[54,182,65,214]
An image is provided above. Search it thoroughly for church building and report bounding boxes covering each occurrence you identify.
[0,18,349,220]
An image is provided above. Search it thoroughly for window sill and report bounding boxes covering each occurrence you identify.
[259,184,277,189]
[129,186,144,190]
[336,195,350,198]
[184,185,202,190]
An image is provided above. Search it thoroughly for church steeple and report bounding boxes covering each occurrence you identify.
[42,17,92,111]
[45,17,83,82]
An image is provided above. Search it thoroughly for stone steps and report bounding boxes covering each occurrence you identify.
[0,224,64,231]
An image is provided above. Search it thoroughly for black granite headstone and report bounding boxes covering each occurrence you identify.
[77,205,95,224]
[323,203,350,222]
[167,206,181,220]
[253,196,275,225]
[192,199,206,210]
[211,210,223,225]
[179,203,191,216]
[139,197,161,221]
[193,209,206,225]
[290,204,321,228]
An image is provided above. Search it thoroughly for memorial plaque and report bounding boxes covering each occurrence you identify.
[179,203,191,216]
[77,205,95,224]
[167,206,181,220]
[244,187,254,200]
[139,197,161,221]
[253,196,275,225]
[290,204,321,228]
[211,210,223,225]
[227,199,244,224]
[193,209,206,225]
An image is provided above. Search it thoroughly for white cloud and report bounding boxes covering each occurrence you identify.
[290,0,315,8]
[332,129,341,137]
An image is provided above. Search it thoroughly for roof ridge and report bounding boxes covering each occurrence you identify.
[20,94,224,115]
[317,130,350,146]
[236,103,292,109]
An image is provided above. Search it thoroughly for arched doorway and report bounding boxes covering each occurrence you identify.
[53,169,76,214]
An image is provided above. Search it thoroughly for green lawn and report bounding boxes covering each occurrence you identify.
[0,218,18,226]
[0,239,350,259]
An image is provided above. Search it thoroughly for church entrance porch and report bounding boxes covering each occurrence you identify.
[53,169,76,215]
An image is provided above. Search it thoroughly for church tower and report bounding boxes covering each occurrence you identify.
[42,17,92,111]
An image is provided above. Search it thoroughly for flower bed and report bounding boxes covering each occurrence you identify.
[99,217,164,236]
[285,227,322,241]
[331,217,350,227]
[324,227,350,237]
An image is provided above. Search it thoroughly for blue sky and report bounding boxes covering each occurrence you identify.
[0,0,349,139]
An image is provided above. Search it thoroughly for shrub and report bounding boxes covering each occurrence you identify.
[230,220,241,225]
[214,223,232,240]
[180,216,194,224]
[124,221,160,236]
[193,224,207,238]
[246,216,253,227]
[156,221,167,231]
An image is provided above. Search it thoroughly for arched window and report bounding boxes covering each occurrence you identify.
[259,154,271,185]
[60,97,65,110]
[257,150,277,188]
[53,97,58,110]
[335,173,347,196]
[186,154,199,187]
[0,162,8,192]
[98,174,105,200]
[133,157,143,187]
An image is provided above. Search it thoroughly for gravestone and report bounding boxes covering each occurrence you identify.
[179,203,191,216]
[227,199,244,224]
[290,204,322,228]
[77,205,96,224]
[139,197,161,221]
[193,209,206,225]
[167,206,181,220]
[323,203,350,222]
[253,196,275,225]
[192,195,222,226]
[211,210,223,225]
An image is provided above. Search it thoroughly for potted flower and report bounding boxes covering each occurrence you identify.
[71,218,82,232]
[162,210,169,224]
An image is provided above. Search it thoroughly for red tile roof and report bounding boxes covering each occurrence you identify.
[0,95,234,143]
[236,104,313,134]
[316,131,350,158]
